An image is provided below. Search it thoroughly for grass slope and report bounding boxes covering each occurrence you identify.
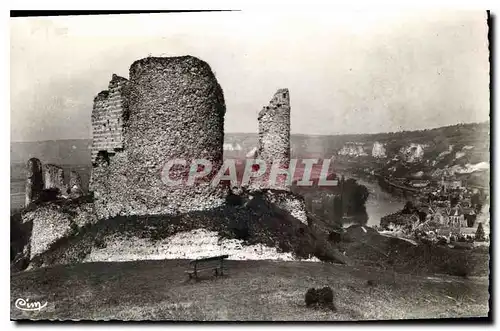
[339,225,490,277]
[10,259,490,321]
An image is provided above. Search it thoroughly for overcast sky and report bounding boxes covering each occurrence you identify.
[10,10,489,142]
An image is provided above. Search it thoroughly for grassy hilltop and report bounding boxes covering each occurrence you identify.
[10,122,491,320]
[11,259,489,321]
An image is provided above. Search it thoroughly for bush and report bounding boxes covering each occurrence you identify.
[317,286,334,306]
[402,201,415,214]
[328,230,342,244]
[228,217,251,241]
[304,287,335,310]
[233,227,250,241]
[226,191,243,206]
[305,288,319,307]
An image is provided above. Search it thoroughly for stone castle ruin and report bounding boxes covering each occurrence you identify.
[258,88,291,166]
[24,159,84,207]
[20,55,308,265]
[90,74,128,163]
[250,89,292,191]
[89,56,298,217]
[22,158,94,260]
[90,56,227,218]
[25,158,43,207]
[43,164,65,192]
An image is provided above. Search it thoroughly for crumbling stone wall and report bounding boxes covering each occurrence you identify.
[90,150,133,219]
[91,74,129,163]
[255,89,291,190]
[69,170,83,197]
[43,164,65,193]
[21,203,97,259]
[25,158,43,207]
[26,158,86,206]
[258,89,290,164]
[90,56,227,218]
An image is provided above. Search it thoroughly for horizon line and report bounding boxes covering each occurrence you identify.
[10,120,490,144]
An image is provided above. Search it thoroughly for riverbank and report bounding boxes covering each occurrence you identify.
[337,171,406,227]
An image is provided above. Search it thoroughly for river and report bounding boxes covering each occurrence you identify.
[345,174,406,227]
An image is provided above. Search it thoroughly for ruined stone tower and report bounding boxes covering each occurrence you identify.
[258,89,291,164]
[90,56,227,218]
[256,88,291,190]
[90,74,129,163]
[43,164,65,193]
[25,158,43,207]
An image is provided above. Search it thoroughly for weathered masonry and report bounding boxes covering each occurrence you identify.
[90,74,129,163]
[25,158,43,207]
[255,88,291,190]
[89,56,227,218]
[25,159,84,206]
[258,88,291,166]
[43,164,65,192]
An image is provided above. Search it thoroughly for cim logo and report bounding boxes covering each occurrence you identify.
[14,298,48,312]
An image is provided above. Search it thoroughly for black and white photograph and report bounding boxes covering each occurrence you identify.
[9,8,492,321]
